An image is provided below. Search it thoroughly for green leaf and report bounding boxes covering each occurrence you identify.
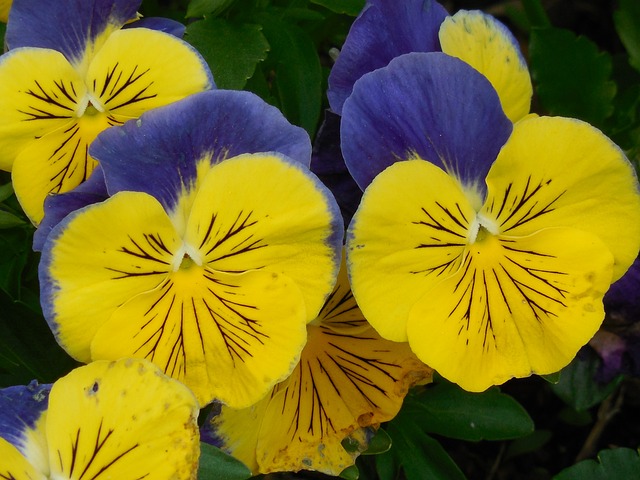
[254,12,322,137]
[553,447,640,480]
[400,381,534,441]
[340,464,359,480]
[186,17,269,90]
[530,27,617,127]
[0,182,14,203]
[362,428,392,455]
[549,353,623,411]
[186,0,237,18]
[0,228,31,298]
[375,422,466,480]
[198,442,252,480]
[0,211,26,229]
[614,0,640,73]
[310,0,365,16]
[541,371,561,384]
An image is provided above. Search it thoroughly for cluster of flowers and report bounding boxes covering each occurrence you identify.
[1,0,639,478]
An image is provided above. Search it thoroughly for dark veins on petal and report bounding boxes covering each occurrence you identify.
[94,63,157,113]
[106,233,173,279]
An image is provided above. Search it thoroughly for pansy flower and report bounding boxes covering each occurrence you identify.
[342,52,640,392]
[0,358,200,479]
[0,0,213,223]
[0,0,10,22]
[39,90,344,408]
[205,253,432,475]
[328,0,532,123]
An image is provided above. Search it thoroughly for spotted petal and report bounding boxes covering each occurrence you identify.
[341,52,512,190]
[91,269,307,408]
[39,191,180,362]
[6,0,140,69]
[87,27,213,121]
[347,159,475,342]
[45,359,199,480]
[407,228,614,391]
[483,116,640,281]
[210,257,432,475]
[327,0,448,114]
[439,10,532,122]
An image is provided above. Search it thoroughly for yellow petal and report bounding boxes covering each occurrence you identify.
[46,359,199,480]
[439,10,532,123]
[212,259,432,475]
[88,28,212,120]
[407,227,614,392]
[91,268,307,408]
[11,111,112,223]
[347,159,475,341]
[43,191,178,362]
[186,154,340,321]
[0,437,47,480]
[0,48,84,171]
[484,116,640,281]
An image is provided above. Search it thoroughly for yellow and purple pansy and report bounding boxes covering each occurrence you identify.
[204,254,433,476]
[0,0,213,224]
[341,51,640,392]
[38,90,344,409]
[0,358,200,479]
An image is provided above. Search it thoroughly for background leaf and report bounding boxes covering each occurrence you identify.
[310,0,365,16]
[186,0,238,18]
[553,447,640,480]
[529,27,616,127]
[613,0,640,73]
[198,442,252,480]
[402,381,534,441]
[186,17,269,90]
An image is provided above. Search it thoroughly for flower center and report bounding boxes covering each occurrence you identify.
[468,213,499,244]
[75,93,106,118]
[171,242,203,271]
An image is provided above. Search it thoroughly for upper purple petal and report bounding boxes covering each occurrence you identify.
[90,89,312,213]
[6,0,140,61]
[0,381,50,452]
[341,52,512,191]
[327,0,448,115]
[33,166,109,252]
[124,17,186,38]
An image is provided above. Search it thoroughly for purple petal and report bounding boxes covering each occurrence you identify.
[341,52,512,191]
[33,166,109,252]
[327,0,448,114]
[310,110,362,227]
[124,17,186,37]
[604,255,640,321]
[90,90,312,213]
[6,0,140,61]
[0,381,50,452]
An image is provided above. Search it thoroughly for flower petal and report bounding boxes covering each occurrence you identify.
[0,382,50,474]
[439,10,532,122]
[90,90,312,211]
[11,112,110,223]
[0,438,47,480]
[124,16,186,37]
[407,228,614,391]
[6,0,139,66]
[39,191,179,362]
[91,269,307,408]
[347,159,475,342]
[327,0,448,114]
[45,359,199,480]
[341,52,512,190]
[483,116,640,281]
[33,166,108,251]
[88,28,213,120]
[0,48,84,171]
[210,258,432,475]
[186,153,343,321]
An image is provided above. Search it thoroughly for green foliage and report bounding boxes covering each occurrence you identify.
[198,442,252,480]
[614,0,640,73]
[187,0,238,18]
[553,448,640,480]
[529,27,616,127]
[549,354,624,412]
[310,0,364,16]
[186,18,269,90]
